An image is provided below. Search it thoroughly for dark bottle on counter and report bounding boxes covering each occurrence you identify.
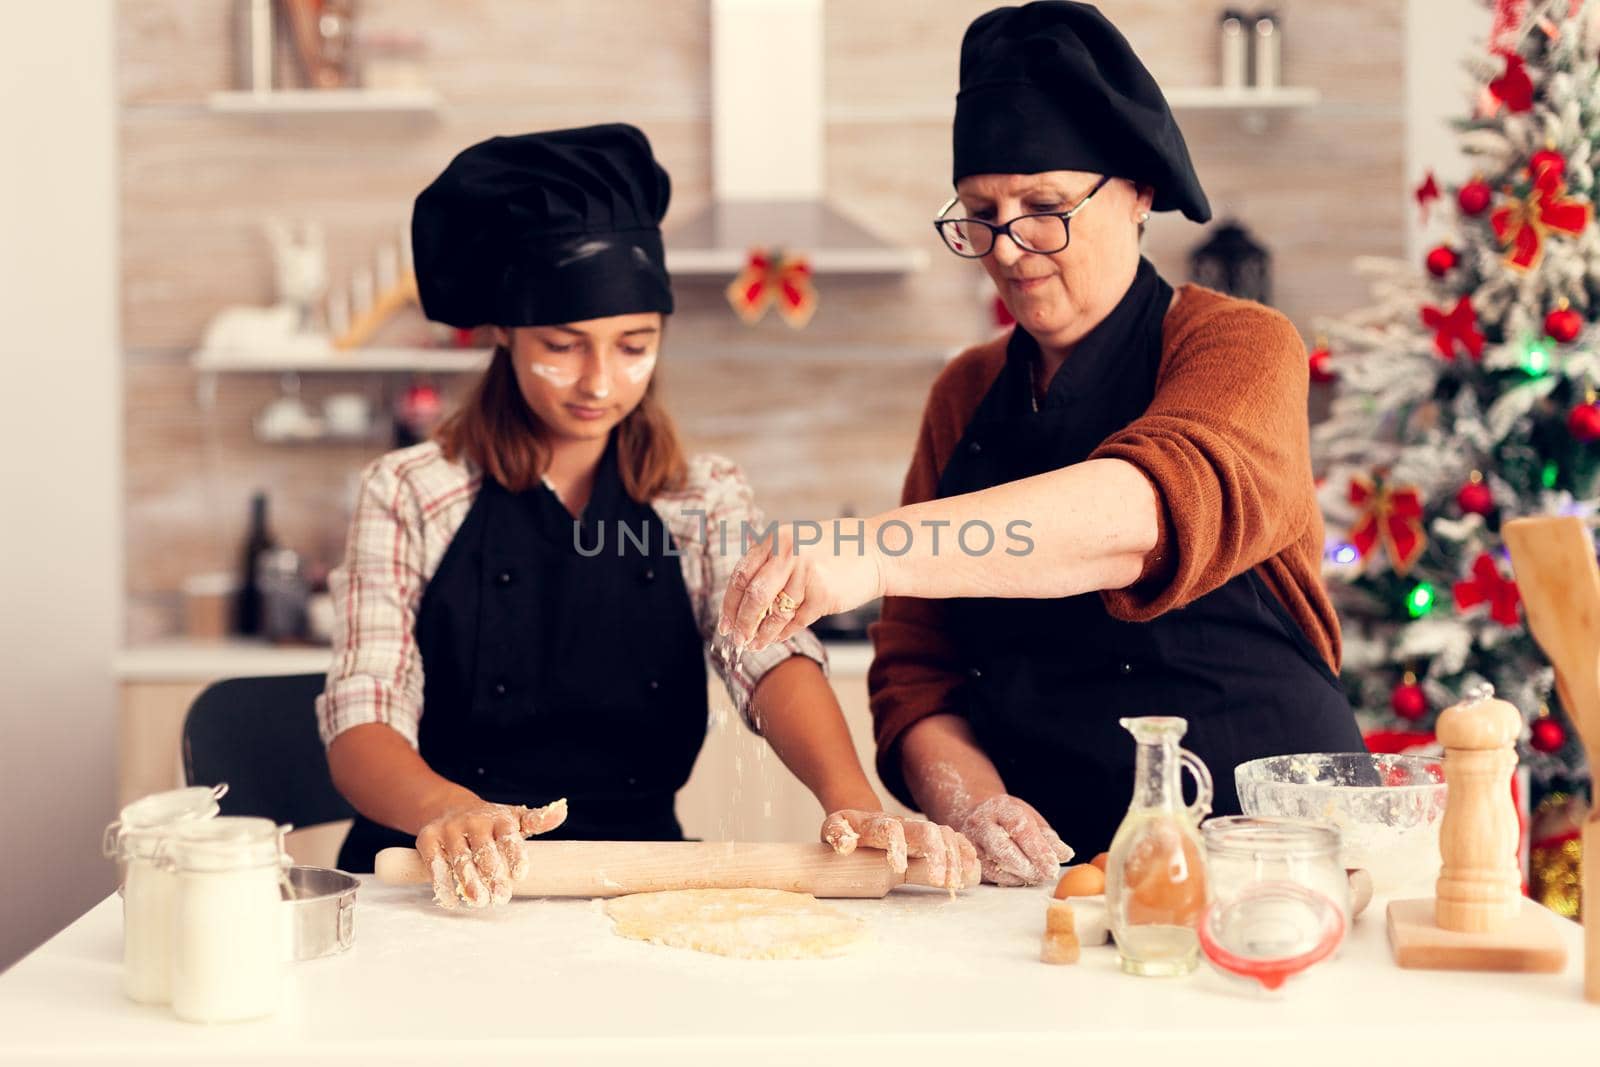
[236,491,276,636]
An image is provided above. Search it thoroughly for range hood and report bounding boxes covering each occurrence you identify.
[664,0,928,276]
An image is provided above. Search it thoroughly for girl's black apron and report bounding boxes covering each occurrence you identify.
[338,437,709,871]
[936,259,1364,857]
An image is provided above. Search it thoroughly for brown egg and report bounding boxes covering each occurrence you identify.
[1052,863,1106,899]
[1089,852,1110,873]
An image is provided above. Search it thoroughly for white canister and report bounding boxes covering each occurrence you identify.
[1219,10,1248,90]
[104,785,226,1005]
[166,817,291,1024]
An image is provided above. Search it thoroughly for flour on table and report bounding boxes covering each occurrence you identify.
[603,889,867,960]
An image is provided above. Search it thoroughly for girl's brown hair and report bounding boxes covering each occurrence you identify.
[435,344,688,502]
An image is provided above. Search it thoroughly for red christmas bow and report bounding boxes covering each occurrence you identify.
[1453,552,1522,625]
[725,248,818,328]
[1348,475,1427,575]
[1488,51,1535,111]
[1420,296,1486,361]
[1490,158,1593,271]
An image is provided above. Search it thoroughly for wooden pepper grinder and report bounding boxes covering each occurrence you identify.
[1433,690,1523,933]
[1388,687,1569,973]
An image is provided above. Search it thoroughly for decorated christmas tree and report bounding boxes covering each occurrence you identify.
[1312,0,1599,808]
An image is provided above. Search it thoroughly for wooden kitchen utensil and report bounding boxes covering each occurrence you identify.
[1386,689,1568,973]
[374,841,965,899]
[1503,515,1600,1002]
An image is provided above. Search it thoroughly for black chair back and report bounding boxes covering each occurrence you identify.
[182,673,354,829]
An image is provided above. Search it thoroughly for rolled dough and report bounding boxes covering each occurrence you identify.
[603,888,867,960]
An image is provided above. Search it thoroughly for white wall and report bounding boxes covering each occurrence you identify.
[1405,0,1492,260]
[0,1,120,969]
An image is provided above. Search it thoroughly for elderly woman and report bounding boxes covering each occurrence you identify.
[717,2,1364,884]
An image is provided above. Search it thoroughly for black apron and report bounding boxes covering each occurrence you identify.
[937,259,1364,857]
[338,436,709,871]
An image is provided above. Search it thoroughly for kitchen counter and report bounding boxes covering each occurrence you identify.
[0,879,1593,1064]
[114,637,876,681]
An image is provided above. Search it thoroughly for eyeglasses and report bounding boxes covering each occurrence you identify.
[933,175,1113,258]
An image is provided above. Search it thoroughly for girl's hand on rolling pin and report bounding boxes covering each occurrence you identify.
[415,799,568,909]
[958,795,1074,886]
[820,810,980,890]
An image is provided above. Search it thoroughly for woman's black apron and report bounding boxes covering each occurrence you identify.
[936,259,1364,857]
[338,437,709,871]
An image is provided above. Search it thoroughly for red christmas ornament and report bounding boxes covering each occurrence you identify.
[991,294,1015,328]
[1308,344,1336,384]
[1457,178,1493,216]
[1425,245,1458,277]
[1421,296,1487,361]
[1569,402,1600,442]
[1456,480,1494,515]
[1391,682,1429,721]
[1528,147,1567,184]
[1530,716,1567,753]
[1544,303,1582,343]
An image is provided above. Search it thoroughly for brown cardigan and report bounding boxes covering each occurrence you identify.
[867,283,1340,795]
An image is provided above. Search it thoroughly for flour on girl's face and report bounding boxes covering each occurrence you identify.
[527,362,580,387]
[622,354,657,384]
[528,354,655,390]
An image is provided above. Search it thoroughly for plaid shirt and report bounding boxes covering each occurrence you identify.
[315,442,827,747]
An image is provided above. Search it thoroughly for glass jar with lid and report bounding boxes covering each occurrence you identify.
[102,784,226,1004]
[164,816,291,1024]
[1197,815,1349,991]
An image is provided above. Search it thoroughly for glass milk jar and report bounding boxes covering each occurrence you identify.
[165,816,290,1024]
[1104,716,1213,977]
[103,785,225,1004]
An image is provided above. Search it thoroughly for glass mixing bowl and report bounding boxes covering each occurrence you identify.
[1234,753,1447,896]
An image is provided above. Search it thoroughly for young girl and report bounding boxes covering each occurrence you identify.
[317,124,976,907]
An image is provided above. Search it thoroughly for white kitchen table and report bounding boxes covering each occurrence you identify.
[0,877,1594,1066]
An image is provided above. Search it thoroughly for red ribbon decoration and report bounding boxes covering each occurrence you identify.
[1489,51,1535,112]
[1347,475,1427,576]
[1489,0,1528,51]
[725,248,818,329]
[1489,156,1593,271]
[1420,296,1486,362]
[1452,552,1522,625]
[1414,171,1440,223]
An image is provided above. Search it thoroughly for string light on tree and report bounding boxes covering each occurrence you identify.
[1519,335,1553,377]
[1405,581,1436,619]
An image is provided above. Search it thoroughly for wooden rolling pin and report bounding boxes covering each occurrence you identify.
[374,841,964,898]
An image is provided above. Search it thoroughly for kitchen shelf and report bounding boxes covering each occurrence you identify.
[192,346,490,374]
[665,200,928,277]
[206,88,441,116]
[1165,86,1321,111]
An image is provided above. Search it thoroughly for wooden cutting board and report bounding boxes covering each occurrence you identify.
[374,841,967,899]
